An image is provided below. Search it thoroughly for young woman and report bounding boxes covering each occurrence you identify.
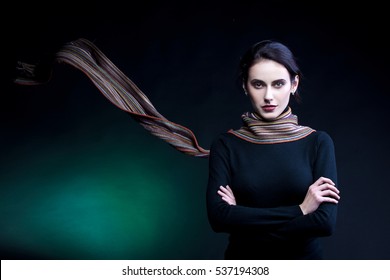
[206,40,340,260]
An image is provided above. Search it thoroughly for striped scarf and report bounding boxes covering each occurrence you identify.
[15,38,314,158]
[15,38,210,158]
[229,107,315,144]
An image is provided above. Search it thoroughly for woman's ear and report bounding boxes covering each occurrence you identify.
[291,75,299,93]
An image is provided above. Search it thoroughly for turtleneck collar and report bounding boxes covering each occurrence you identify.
[228,107,315,144]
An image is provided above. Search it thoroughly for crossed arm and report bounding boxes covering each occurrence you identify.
[218,176,340,215]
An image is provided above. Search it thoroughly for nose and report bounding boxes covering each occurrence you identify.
[264,87,274,102]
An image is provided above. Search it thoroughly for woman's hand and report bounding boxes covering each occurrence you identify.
[300,177,340,215]
[218,185,236,206]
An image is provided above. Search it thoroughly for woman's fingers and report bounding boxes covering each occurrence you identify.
[218,185,236,205]
[312,179,340,196]
[218,191,235,205]
[310,184,340,199]
[301,178,341,215]
[323,189,341,200]
[315,176,336,187]
[319,184,340,196]
[322,190,340,203]
[219,185,234,198]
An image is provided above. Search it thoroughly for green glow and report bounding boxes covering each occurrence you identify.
[0,126,208,259]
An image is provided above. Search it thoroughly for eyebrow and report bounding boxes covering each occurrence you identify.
[250,78,287,83]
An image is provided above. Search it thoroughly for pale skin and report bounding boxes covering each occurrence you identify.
[218,59,340,215]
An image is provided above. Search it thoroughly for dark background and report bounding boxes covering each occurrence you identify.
[1,2,389,259]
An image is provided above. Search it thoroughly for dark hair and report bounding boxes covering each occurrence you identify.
[238,40,302,103]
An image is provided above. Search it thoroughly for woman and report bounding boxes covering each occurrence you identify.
[206,40,340,260]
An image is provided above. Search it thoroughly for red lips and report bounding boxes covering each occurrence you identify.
[262,105,277,112]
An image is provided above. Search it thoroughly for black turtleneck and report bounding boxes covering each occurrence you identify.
[206,130,338,260]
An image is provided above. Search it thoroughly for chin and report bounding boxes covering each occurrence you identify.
[258,111,280,120]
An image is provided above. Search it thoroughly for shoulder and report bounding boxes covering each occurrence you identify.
[309,130,336,154]
[211,130,246,146]
[209,131,241,154]
[312,130,335,145]
[210,132,234,147]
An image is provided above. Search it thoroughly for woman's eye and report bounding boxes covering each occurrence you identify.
[252,82,263,88]
[274,81,285,88]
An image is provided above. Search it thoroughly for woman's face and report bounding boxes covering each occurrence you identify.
[245,59,298,120]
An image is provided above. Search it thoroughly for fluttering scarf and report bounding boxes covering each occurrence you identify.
[14,38,314,157]
[15,38,210,158]
[228,108,315,144]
